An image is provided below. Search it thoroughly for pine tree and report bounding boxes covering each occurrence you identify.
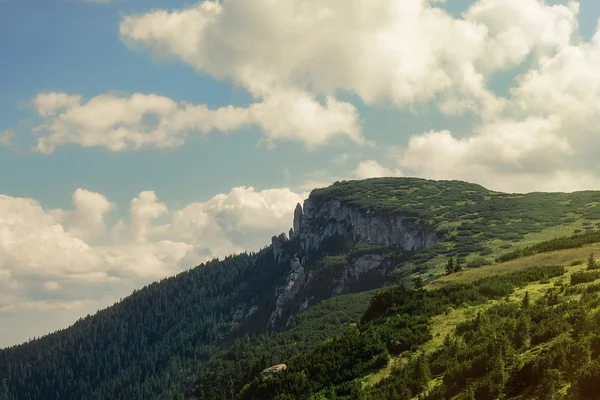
[413,276,424,290]
[413,353,431,391]
[454,257,462,273]
[588,252,597,270]
[445,258,455,275]
[522,291,530,309]
[513,314,531,349]
[0,380,9,400]
[537,369,561,400]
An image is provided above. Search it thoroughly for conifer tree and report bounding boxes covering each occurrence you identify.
[514,314,531,349]
[0,380,9,400]
[413,276,424,290]
[445,258,455,275]
[522,291,530,309]
[454,257,462,273]
[413,353,431,391]
[588,252,597,270]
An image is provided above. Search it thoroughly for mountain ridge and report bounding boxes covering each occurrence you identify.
[3,177,600,400]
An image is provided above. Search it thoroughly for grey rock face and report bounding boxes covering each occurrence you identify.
[295,199,442,254]
[271,232,289,263]
[331,254,390,295]
[268,257,305,328]
[266,196,443,330]
[349,254,388,278]
[260,364,287,377]
[293,203,304,234]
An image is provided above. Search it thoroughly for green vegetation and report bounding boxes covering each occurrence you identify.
[311,179,600,280]
[235,266,566,399]
[588,252,599,270]
[571,271,600,285]
[191,291,374,399]
[444,257,463,275]
[0,250,289,400]
[3,177,600,400]
[497,230,600,263]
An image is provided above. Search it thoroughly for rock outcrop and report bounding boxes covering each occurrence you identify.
[271,233,288,263]
[293,199,442,254]
[268,257,306,328]
[293,203,304,233]
[266,195,444,330]
[331,254,390,295]
[260,364,287,377]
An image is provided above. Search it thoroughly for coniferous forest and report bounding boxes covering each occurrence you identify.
[0,250,287,399]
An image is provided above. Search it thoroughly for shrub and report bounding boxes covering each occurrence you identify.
[466,257,491,269]
[571,271,600,286]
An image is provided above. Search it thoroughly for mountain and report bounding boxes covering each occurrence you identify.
[233,240,600,399]
[3,177,600,400]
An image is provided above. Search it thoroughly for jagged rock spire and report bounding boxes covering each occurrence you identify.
[293,203,303,234]
[271,232,288,263]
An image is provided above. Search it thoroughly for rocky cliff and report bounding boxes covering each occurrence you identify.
[292,198,442,254]
[266,195,444,329]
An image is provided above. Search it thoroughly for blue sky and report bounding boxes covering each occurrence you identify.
[0,0,505,212]
[1,0,600,346]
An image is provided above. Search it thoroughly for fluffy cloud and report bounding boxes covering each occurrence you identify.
[30,91,362,153]
[0,186,305,324]
[172,186,308,264]
[351,160,404,179]
[397,121,598,193]
[508,27,600,154]
[465,0,579,72]
[119,0,578,115]
[65,189,115,239]
[32,92,248,153]
[393,10,600,193]
[0,130,13,148]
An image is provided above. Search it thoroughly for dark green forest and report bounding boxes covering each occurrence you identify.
[0,250,288,399]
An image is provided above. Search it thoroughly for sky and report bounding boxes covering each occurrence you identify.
[1,0,600,347]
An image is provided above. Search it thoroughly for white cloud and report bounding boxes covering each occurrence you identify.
[396,121,598,193]
[351,160,404,179]
[465,0,579,72]
[30,91,362,153]
[0,300,97,312]
[0,130,13,148]
[119,0,578,115]
[249,90,364,148]
[65,189,115,239]
[392,10,600,194]
[129,191,169,243]
[172,186,307,264]
[0,185,306,338]
[34,93,83,117]
[32,92,247,153]
[43,281,60,291]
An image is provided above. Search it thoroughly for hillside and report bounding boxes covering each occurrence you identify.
[2,177,600,400]
[235,244,600,399]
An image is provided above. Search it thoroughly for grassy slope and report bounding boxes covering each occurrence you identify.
[364,242,600,394]
[310,178,600,282]
[428,243,600,288]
